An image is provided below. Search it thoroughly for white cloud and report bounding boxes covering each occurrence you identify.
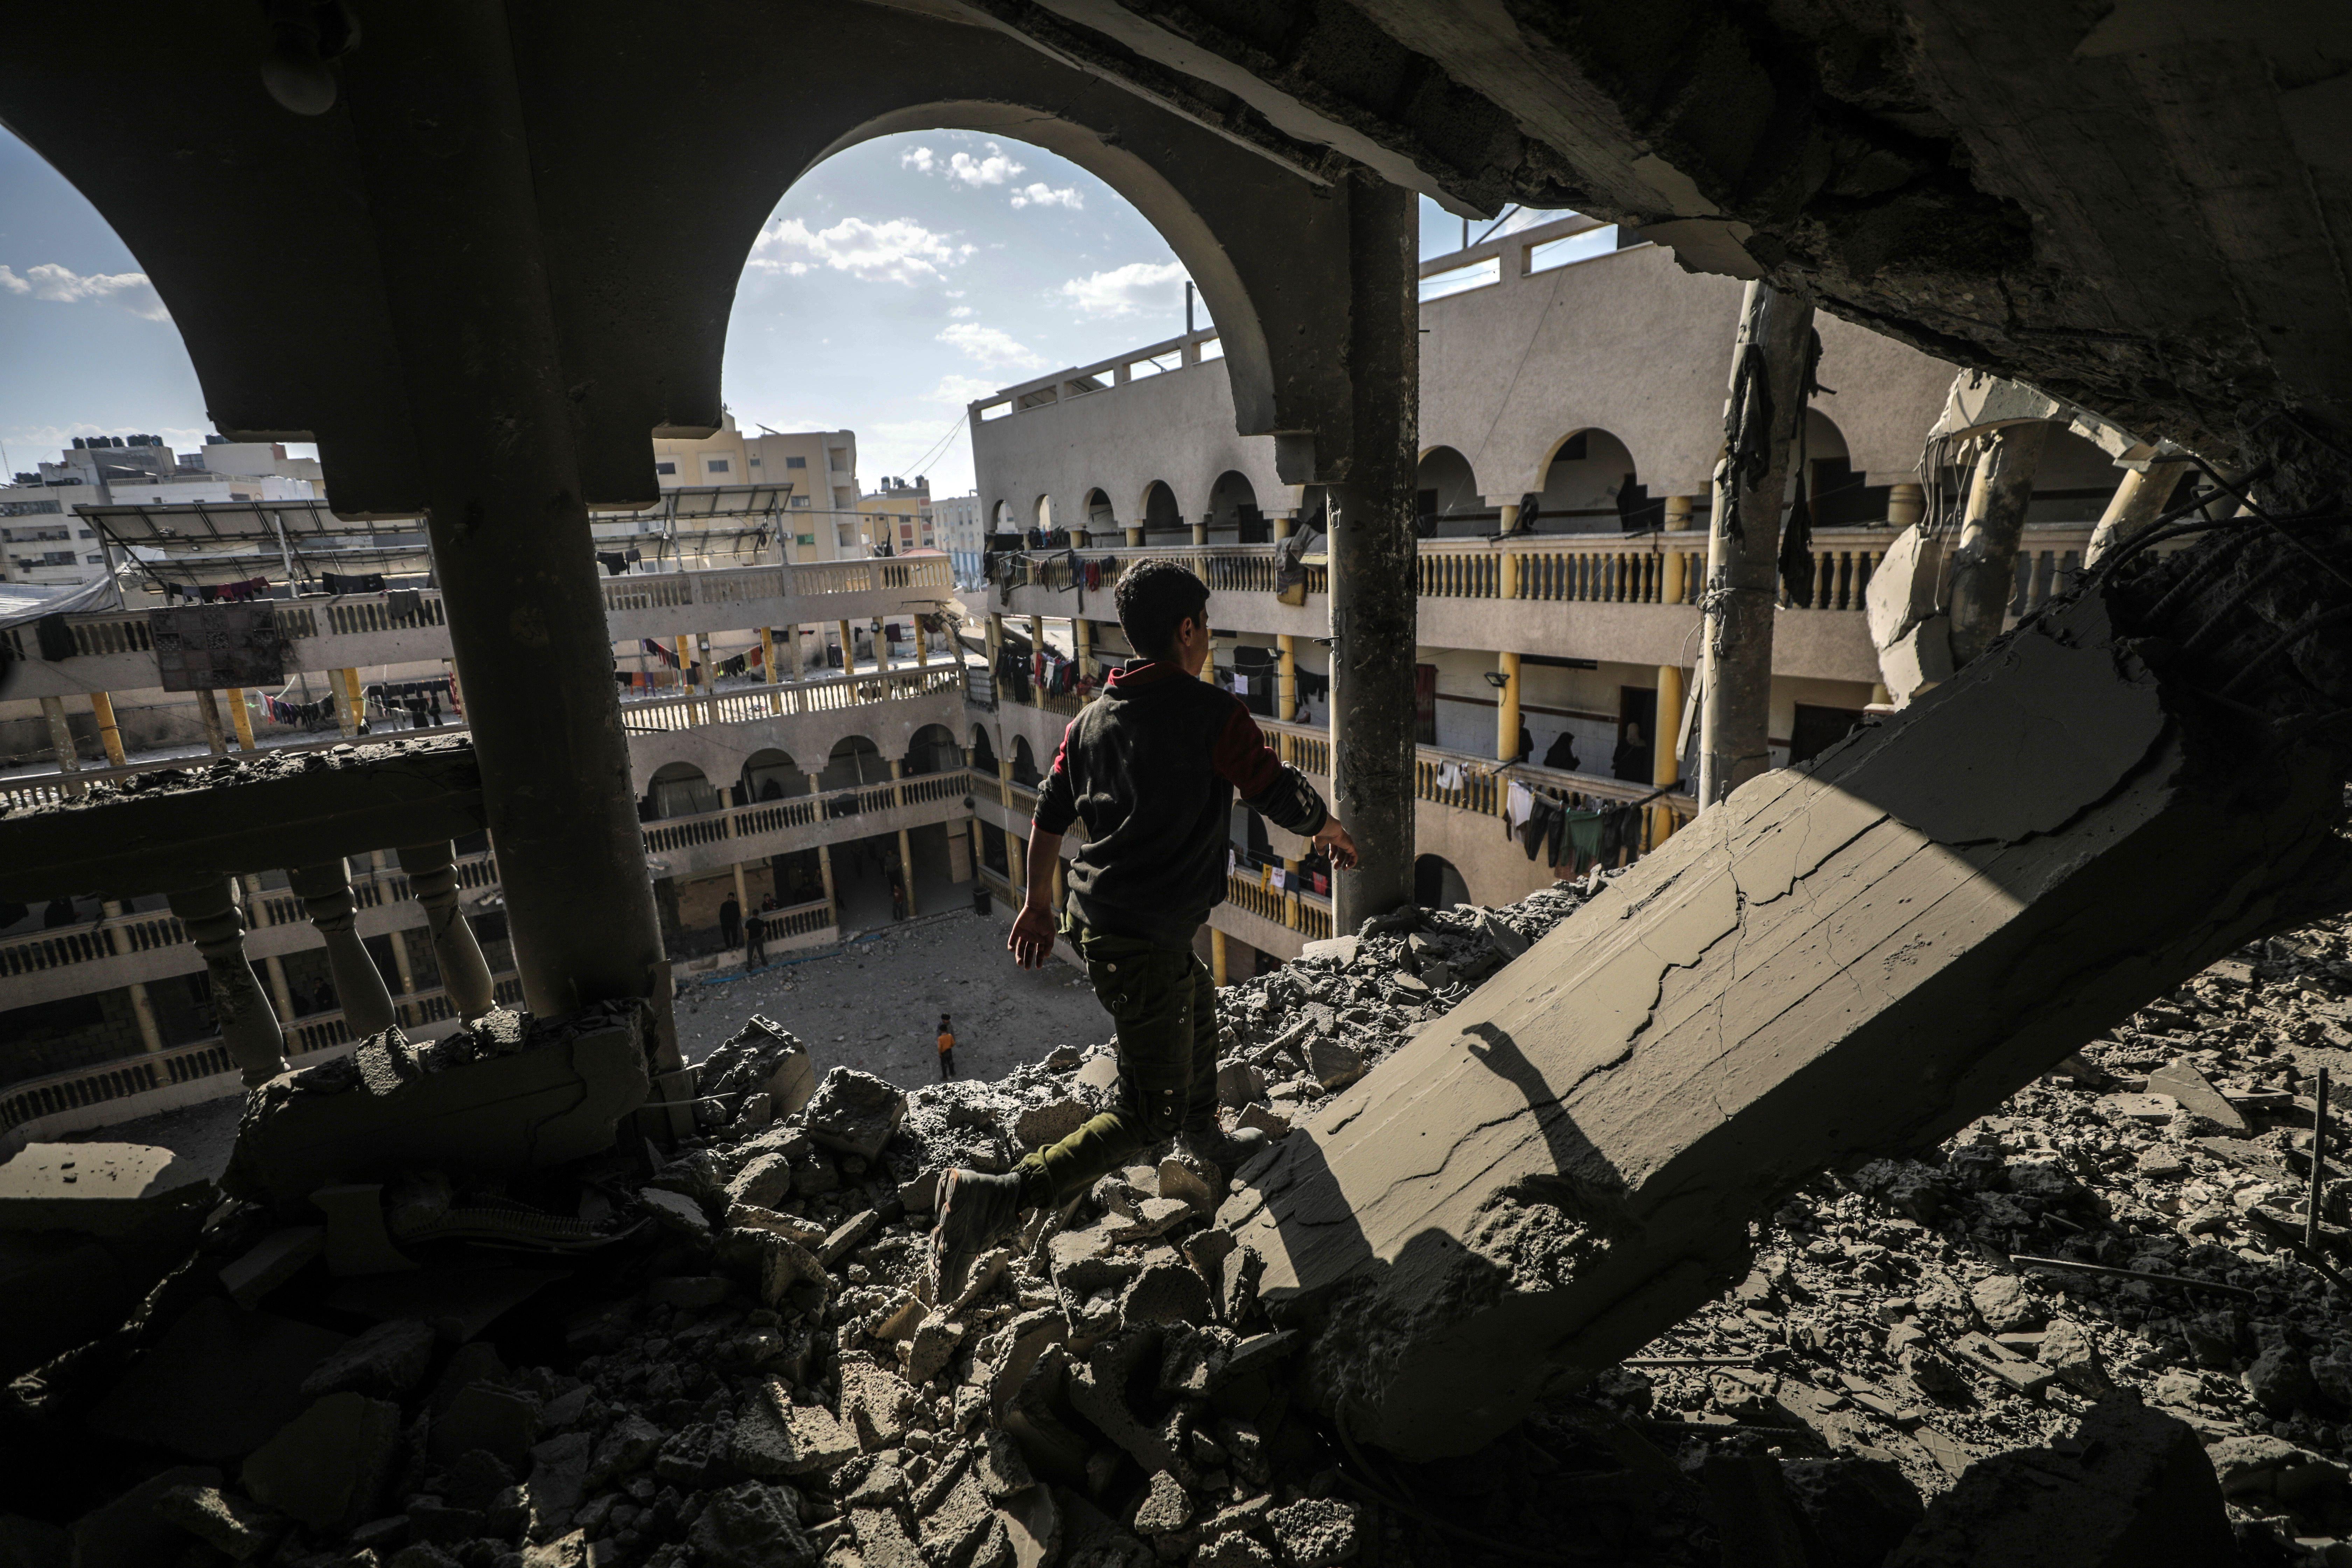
[1057,260,1190,319]
[925,374,999,404]
[747,216,971,285]
[900,146,937,174]
[947,145,1024,187]
[936,322,1046,371]
[0,262,169,321]
[948,304,974,318]
[1009,183,1083,211]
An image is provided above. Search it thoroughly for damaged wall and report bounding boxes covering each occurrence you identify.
[1220,520,2352,1458]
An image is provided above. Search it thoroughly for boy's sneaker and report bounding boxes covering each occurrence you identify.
[931,1169,1028,1300]
[1180,1120,1269,1184]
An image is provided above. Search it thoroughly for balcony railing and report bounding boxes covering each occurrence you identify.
[990,523,2113,620]
[640,766,972,855]
[621,662,963,734]
[0,972,523,1136]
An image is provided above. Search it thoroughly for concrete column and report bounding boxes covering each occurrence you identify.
[394,842,496,1020]
[102,902,167,1054]
[228,687,258,750]
[1698,280,1815,808]
[1125,524,1143,547]
[674,635,694,692]
[1011,831,1027,897]
[287,858,399,1038]
[1651,663,1686,848]
[1283,857,1302,930]
[196,688,231,755]
[731,860,751,932]
[1273,513,1295,541]
[1278,634,1298,723]
[38,695,83,796]
[696,631,713,693]
[1074,618,1091,682]
[760,627,782,712]
[165,879,286,1085]
[343,6,671,1059]
[837,619,854,676]
[90,691,127,767]
[1496,501,1520,544]
[1211,925,1229,988]
[1192,517,1209,548]
[1028,615,1045,702]
[873,616,887,672]
[816,841,839,926]
[1494,652,1522,761]
[1325,170,1420,930]
[2085,460,2192,568]
[1887,483,1924,530]
[915,617,930,669]
[1661,495,1697,604]
[1948,422,2051,667]
[338,668,366,734]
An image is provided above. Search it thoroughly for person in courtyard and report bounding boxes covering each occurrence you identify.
[743,907,768,970]
[937,1013,957,1080]
[719,892,741,952]
[933,560,1356,1293]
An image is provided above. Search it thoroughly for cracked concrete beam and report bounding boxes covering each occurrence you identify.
[0,738,483,903]
[1218,523,2352,1461]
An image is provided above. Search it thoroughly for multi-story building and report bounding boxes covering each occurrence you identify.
[646,414,863,562]
[858,475,933,556]
[961,214,2138,985]
[2,436,321,586]
[0,488,975,1148]
[932,492,984,586]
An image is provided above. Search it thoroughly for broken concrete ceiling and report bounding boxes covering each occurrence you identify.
[958,0,2352,486]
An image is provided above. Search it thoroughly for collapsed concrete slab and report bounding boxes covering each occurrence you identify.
[1221,528,2352,1460]
[227,1001,651,1204]
[0,1143,211,1236]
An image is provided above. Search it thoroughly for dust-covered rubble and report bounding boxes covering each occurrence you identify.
[7,889,2352,1566]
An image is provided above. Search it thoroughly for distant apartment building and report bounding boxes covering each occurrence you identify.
[933,491,984,585]
[643,414,861,561]
[859,476,933,556]
[2,435,320,586]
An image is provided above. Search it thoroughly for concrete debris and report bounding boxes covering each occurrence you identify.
[0,1142,212,1235]
[1225,567,2352,1463]
[801,1067,910,1161]
[22,866,2352,1566]
[227,1000,652,1202]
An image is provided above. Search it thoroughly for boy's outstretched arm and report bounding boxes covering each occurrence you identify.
[1009,830,1064,968]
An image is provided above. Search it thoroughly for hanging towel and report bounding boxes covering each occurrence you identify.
[1505,780,1535,831]
[1434,761,1463,793]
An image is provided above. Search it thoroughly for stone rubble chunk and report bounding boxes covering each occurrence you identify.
[589,1412,665,1484]
[1108,1197,1192,1244]
[752,1382,860,1475]
[428,1380,540,1467]
[689,1480,819,1568]
[0,1141,211,1236]
[69,1465,224,1568]
[85,1296,348,1461]
[917,1470,997,1568]
[1120,1259,1213,1329]
[1304,1038,1363,1092]
[852,1505,930,1568]
[841,1356,922,1451]
[1156,1154,1220,1212]
[299,1317,438,1401]
[803,1068,911,1161]
[1131,1470,1191,1535]
[909,1316,968,1385]
[821,1207,881,1267]
[526,1430,592,1534]
[1265,1498,1360,1568]
[994,1484,1062,1568]
[151,1485,281,1561]
[1014,1099,1093,1149]
[638,1187,713,1240]
[726,1154,797,1211]
[1967,1274,2044,1334]
[240,1393,402,1533]
[728,1202,830,1246]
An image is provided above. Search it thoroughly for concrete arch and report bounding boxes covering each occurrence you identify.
[741,747,807,801]
[903,723,961,776]
[1534,427,1646,533]
[1010,735,1042,785]
[1206,469,1258,539]
[1034,493,1055,532]
[1141,480,1184,538]
[1083,488,1117,532]
[647,760,720,821]
[820,734,888,791]
[1414,854,1471,910]
[1416,445,1484,533]
[969,725,999,774]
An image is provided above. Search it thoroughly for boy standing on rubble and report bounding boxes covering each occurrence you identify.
[933,560,1356,1293]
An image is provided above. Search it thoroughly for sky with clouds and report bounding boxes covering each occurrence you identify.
[0,125,1551,498]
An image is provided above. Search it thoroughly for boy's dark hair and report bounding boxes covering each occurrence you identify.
[1115,559,1210,659]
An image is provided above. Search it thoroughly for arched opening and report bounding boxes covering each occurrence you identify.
[1034,493,1055,538]
[647,761,721,821]
[969,725,998,774]
[1535,428,1651,533]
[1414,854,1471,910]
[1084,488,1117,536]
[991,499,1018,536]
[1206,469,1264,544]
[820,735,888,791]
[1011,735,1042,786]
[903,722,961,776]
[741,748,809,802]
[1141,479,1182,540]
[1800,410,1887,528]
[1416,446,1483,537]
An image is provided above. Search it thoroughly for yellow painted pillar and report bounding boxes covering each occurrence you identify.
[1651,663,1686,849]
[1496,651,1522,761]
[1661,495,1696,604]
[1192,517,1208,548]
[915,615,930,668]
[1887,483,1924,530]
[1211,925,1229,988]
[38,695,84,795]
[897,826,917,917]
[837,619,854,676]
[696,630,713,691]
[386,924,419,997]
[761,627,781,712]
[337,669,365,734]
[817,842,839,927]
[1010,831,1027,897]
[1028,614,1045,694]
[1125,523,1143,547]
[873,616,887,673]
[1074,618,1091,684]
[1283,857,1301,930]
[731,860,750,932]
[196,688,231,754]
[91,691,127,766]
[102,901,167,1053]
[1273,514,1294,542]
[1277,635,1298,723]
[227,687,257,750]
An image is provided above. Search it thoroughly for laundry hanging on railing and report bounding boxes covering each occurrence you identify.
[1433,761,1463,792]
[258,689,336,727]
[365,676,452,727]
[385,588,424,622]
[163,576,271,603]
[319,571,386,596]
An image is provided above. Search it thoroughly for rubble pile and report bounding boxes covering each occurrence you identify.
[6,887,2352,1566]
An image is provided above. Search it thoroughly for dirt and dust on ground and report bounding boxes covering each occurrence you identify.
[14,884,2352,1568]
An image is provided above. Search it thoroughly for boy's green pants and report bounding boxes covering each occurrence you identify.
[1014,913,1219,1205]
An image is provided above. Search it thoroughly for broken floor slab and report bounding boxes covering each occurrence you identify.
[0,1143,213,1236]
[1220,540,2352,1461]
[227,1001,651,1203]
